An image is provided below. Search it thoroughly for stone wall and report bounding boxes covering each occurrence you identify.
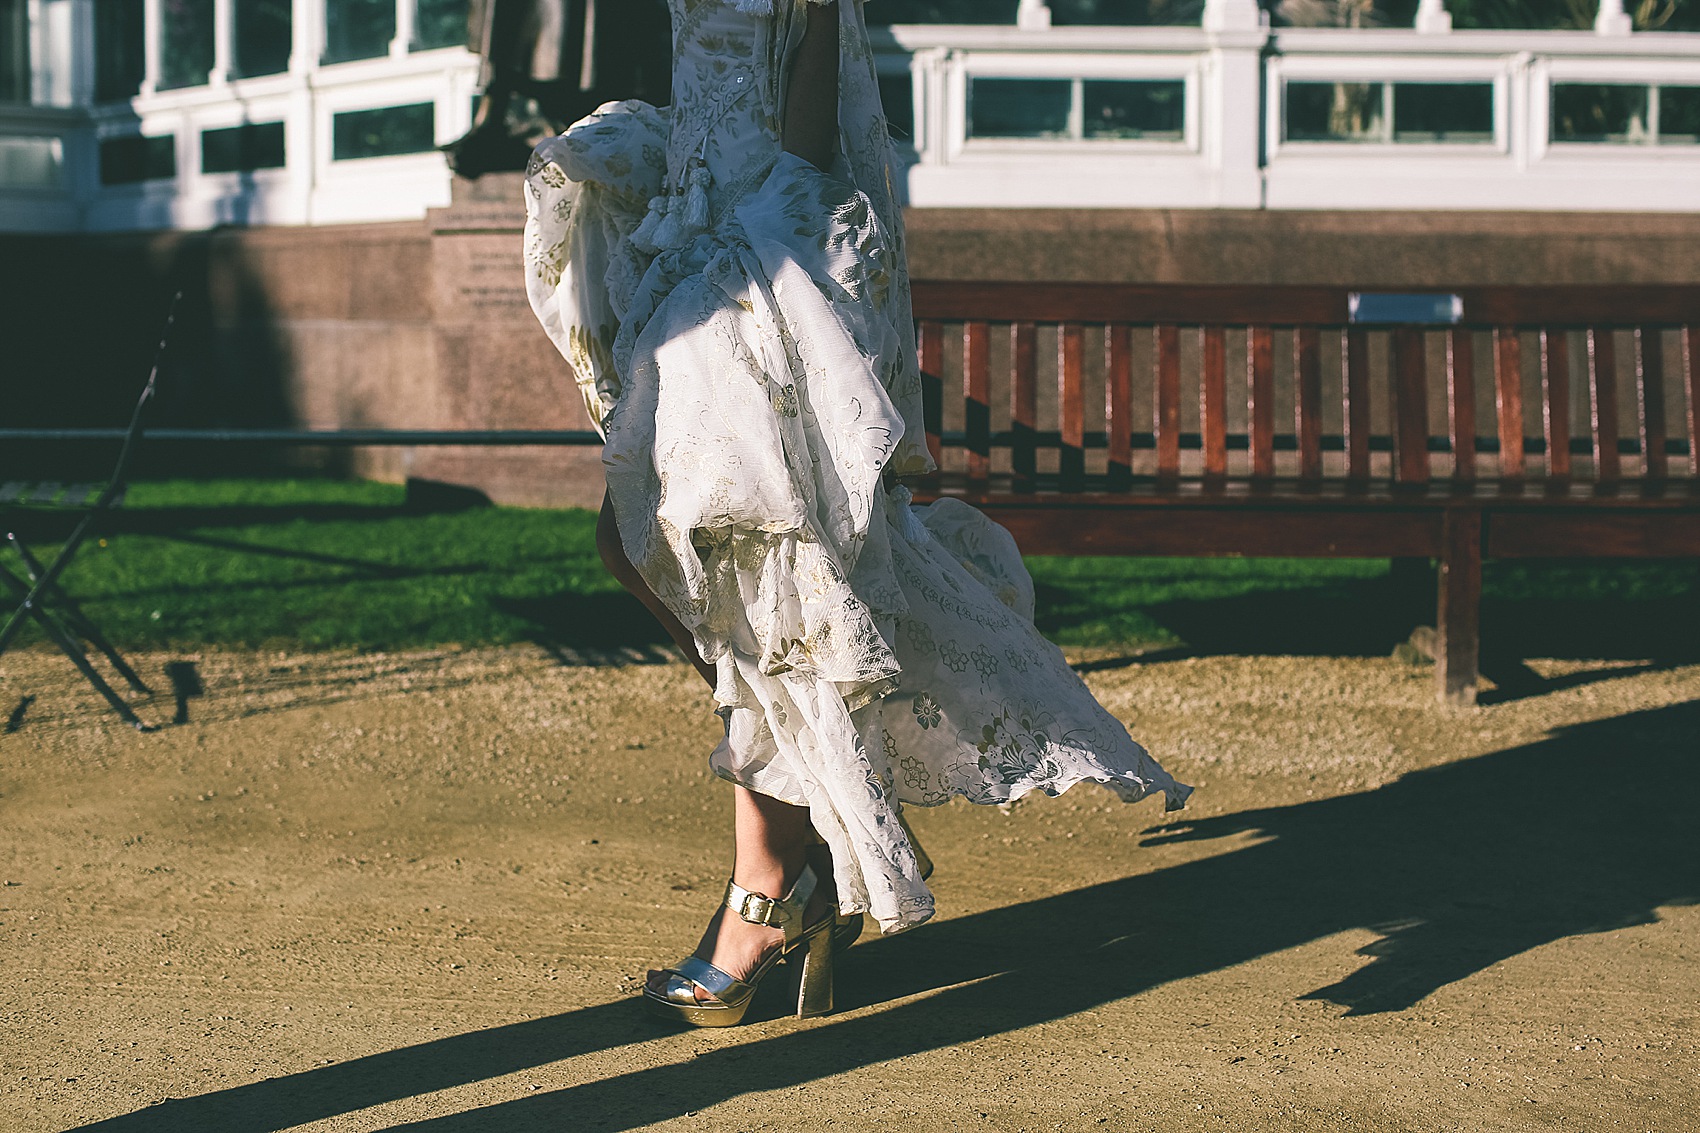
[5,174,1699,510]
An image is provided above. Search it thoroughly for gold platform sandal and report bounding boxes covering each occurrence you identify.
[644,863,836,1027]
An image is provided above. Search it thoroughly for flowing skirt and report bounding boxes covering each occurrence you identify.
[525,102,1191,934]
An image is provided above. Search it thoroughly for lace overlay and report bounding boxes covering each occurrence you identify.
[524,0,1191,933]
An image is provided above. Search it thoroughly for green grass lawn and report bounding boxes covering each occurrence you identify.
[4,478,1695,661]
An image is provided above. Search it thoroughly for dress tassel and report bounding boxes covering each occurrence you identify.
[630,195,668,253]
[650,207,686,251]
[684,166,713,232]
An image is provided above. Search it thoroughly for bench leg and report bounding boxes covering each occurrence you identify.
[1436,509,1482,707]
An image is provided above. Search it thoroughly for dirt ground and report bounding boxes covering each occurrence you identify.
[3,644,1697,1133]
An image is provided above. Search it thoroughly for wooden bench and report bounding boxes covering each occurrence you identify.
[907,282,1700,705]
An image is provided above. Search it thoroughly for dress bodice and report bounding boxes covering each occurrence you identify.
[662,0,801,212]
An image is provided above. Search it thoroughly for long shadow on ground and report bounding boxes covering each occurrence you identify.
[1036,568,1700,667]
[75,700,1700,1133]
[1044,563,1700,706]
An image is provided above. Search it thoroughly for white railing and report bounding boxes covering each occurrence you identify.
[1263,28,1700,212]
[877,22,1700,212]
[4,0,1699,233]
[1,0,479,232]
[77,48,480,231]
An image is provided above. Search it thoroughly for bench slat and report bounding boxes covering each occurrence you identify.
[908,281,1700,328]
[964,321,991,486]
[1494,328,1526,479]
[1448,328,1477,482]
[1249,326,1276,479]
[1491,511,1700,558]
[1156,325,1182,480]
[1589,327,1621,483]
[909,281,1349,325]
[1295,327,1323,481]
[1542,329,1572,481]
[1059,323,1086,491]
[1202,326,1228,480]
[1393,328,1429,484]
[1687,327,1700,478]
[968,506,1446,558]
[919,474,1699,508]
[1637,328,1668,480]
[1345,328,1371,482]
[1011,322,1038,488]
[1107,324,1133,489]
[919,320,944,469]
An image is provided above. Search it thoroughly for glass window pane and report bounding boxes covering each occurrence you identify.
[159,0,215,90]
[1083,79,1184,140]
[414,0,469,50]
[1048,0,1209,25]
[866,1,1018,22]
[1659,87,1700,146]
[1,0,29,103]
[323,0,395,64]
[95,0,147,103]
[970,78,1072,140]
[201,120,286,172]
[1286,81,1384,142]
[1551,84,1650,143]
[234,0,292,77]
[878,72,915,144]
[100,134,177,184]
[332,102,436,160]
[0,136,61,187]
[1392,82,1494,143]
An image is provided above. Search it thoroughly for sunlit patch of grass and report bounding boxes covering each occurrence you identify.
[5,478,1693,655]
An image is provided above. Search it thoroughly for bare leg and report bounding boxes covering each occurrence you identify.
[646,787,831,1004]
[596,494,715,688]
[597,495,826,1001]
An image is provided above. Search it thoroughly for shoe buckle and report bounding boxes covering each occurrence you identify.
[726,883,793,929]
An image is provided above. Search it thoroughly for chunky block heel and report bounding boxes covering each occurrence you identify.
[793,919,835,1018]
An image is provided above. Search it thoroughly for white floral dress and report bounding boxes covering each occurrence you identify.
[523,0,1191,934]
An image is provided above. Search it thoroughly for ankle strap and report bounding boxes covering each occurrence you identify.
[724,864,817,943]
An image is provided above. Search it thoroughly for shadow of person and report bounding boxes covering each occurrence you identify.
[75,700,1700,1133]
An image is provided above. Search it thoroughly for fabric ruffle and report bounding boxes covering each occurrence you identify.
[524,100,669,434]
[523,0,1191,935]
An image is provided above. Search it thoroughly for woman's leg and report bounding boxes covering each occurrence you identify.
[660,786,826,999]
[596,495,715,688]
[597,495,825,996]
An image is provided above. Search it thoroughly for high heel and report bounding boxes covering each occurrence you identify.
[831,809,934,951]
[644,863,836,1026]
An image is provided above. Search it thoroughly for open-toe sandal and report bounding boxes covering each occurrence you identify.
[644,863,836,1027]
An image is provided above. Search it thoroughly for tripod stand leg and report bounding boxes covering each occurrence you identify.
[0,563,150,731]
[7,534,153,694]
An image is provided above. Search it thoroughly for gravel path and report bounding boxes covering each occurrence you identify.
[4,646,1698,1132]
